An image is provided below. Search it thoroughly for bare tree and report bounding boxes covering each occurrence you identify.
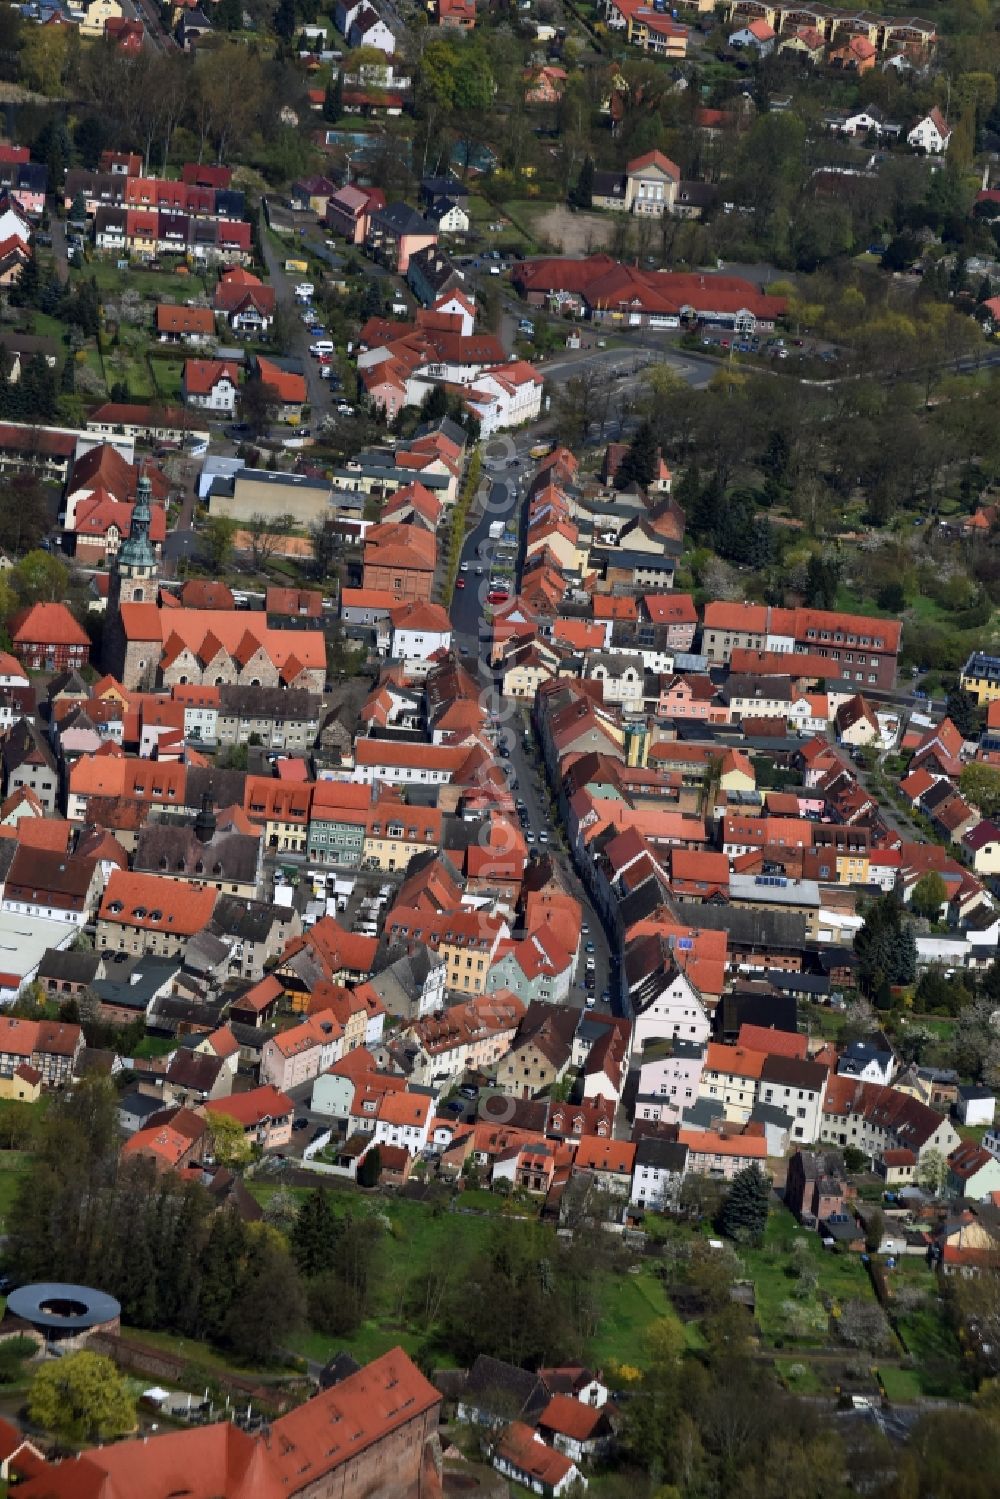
[837,1298,892,1352]
[245,511,293,572]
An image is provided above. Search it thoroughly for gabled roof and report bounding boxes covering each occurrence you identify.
[10,603,89,647]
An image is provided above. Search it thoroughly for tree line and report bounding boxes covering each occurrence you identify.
[7,1080,304,1365]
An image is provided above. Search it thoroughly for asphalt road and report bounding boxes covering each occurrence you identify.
[258,213,333,420]
[447,431,616,1017]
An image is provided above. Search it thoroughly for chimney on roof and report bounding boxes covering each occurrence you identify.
[194,792,216,844]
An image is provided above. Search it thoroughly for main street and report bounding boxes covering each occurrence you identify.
[447,430,617,1017]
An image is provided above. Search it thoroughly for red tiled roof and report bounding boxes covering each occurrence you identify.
[204,1084,293,1127]
[10,603,89,647]
[99,869,217,935]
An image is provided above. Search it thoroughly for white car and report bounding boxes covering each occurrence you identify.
[336,401,354,415]
[310,340,334,356]
[294,282,315,299]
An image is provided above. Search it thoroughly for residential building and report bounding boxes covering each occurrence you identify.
[678,1125,767,1179]
[372,1090,433,1154]
[630,1137,689,1211]
[366,202,437,273]
[204,1084,295,1149]
[908,107,951,153]
[492,1422,584,1498]
[947,1141,1000,1201]
[820,1076,961,1165]
[784,1148,852,1223]
[0,1016,83,1087]
[260,1011,343,1092]
[10,604,90,673]
[183,359,240,413]
[96,869,218,958]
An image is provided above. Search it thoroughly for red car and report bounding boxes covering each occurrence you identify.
[487,589,509,603]
[455,578,466,589]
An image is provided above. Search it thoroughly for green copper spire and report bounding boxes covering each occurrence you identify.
[119,472,156,573]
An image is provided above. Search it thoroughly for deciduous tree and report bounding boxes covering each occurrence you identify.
[28,1352,135,1444]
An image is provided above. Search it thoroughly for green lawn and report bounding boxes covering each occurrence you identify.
[0,1151,31,1227]
[122,1324,273,1378]
[742,1208,874,1346]
[894,1302,973,1399]
[589,1265,678,1369]
[28,312,70,343]
[149,357,184,401]
[456,1188,536,1217]
[773,1356,826,1395]
[878,1364,923,1402]
[77,260,211,302]
[132,1036,177,1059]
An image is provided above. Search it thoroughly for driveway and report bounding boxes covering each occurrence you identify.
[257,212,332,421]
[48,217,69,281]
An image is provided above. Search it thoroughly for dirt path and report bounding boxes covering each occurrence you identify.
[524,204,615,255]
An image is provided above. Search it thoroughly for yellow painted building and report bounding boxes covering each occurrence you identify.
[0,1068,41,1103]
[961,653,1000,705]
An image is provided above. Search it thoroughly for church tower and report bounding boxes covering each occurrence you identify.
[108,471,159,616]
[104,471,160,688]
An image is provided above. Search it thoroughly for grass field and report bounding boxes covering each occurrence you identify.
[589,1265,678,1369]
[0,1153,28,1227]
[149,357,184,401]
[76,261,212,302]
[742,1208,874,1345]
[774,1356,826,1395]
[879,1364,923,1402]
[894,1302,972,1398]
[285,1195,497,1370]
[133,1036,177,1059]
[257,1184,684,1374]
[123,1324,274,1378]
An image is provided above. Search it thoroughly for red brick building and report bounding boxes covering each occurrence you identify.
[363,523,437,602]
[10,603,90,672]
[15,1347,442,1499]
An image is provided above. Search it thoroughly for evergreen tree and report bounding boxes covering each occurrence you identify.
[74,114,107,170]
[616,419,658,488]
[855,891,917,994]
[946,687,982,740]
[674,461,701,521]
[291,1187,339,1276]
[323,70,343,122]
[804,552,840,609]
[689,475,724,543]
[33,118,70,193]
[61,353,75,394]
[421,384,449,421]
[719,1165,770,1246]
[196,1208,247,1342]
[224,1226,304,1364]
[10,251,40,310]
[357,1145,381,1187]
[19,353,57,421]
[570,155,594,210]
[274,0,297,40]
